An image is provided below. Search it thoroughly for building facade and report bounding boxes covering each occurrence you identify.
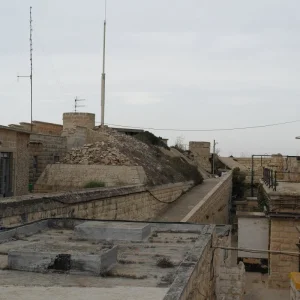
[0,126,30,197]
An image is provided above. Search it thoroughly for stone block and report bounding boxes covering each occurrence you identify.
[75,221,151,241]
[8,246,117,276]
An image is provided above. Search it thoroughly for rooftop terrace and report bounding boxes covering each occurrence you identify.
[0,219,224,300]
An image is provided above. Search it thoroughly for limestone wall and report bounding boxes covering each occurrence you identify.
[182,172,232,224]
[16,133,30,196]
[216,262,246,300]
[184,233,215,300]
[0,129,30,196]
[62,127,109,150]
[189,141,211,173]
[0,181,193,227]
[269,219,300,289]
[32,121,63,135]
[29,134,67,185]
[163,226,216,300]
[63,113,95,130]
[233,156,285,183]
[34,164,148,192]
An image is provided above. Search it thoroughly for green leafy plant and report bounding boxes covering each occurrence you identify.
[170,157,203,185]
[134,131,169,149]
[84,181,105,188]
[232,168,246,199]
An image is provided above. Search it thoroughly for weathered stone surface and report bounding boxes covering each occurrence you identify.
[75,221,151,241]
[35,164,147,191]
[8,246,118,276]
[181,173,232,224]
[0,181,194,227]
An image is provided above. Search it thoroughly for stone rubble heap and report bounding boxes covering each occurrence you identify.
[61,141,133,166]
[61,126,201,185]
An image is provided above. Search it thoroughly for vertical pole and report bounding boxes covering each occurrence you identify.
[101,18,106,126]
[212,140,215,175]
[30,6,33,132]
[251,155,254,197]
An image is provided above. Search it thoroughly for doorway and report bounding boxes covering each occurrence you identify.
[0,152,13,198]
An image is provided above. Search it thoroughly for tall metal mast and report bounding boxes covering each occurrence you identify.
[18,6,33,132]
[100,0,107,126]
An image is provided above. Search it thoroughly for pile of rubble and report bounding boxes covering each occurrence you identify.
[61,141,132,166]
[61,127,202,185]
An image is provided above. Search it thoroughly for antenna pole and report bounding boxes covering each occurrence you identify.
[74,97,86,113]
[101,1,107,126]
[17,6,33,132]
[30,6,33,132]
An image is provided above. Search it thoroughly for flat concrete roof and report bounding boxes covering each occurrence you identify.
[0,219,215,300]
[0,125,31,134]
[111,127,144,133]
[263,181,300,195]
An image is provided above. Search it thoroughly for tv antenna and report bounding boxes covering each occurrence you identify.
[74,97,86,112]
[17,6,33,132]
[100,0,107,126]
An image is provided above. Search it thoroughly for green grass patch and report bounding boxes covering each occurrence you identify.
[84,181,105,189]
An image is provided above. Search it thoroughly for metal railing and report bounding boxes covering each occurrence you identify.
[263,167,300,191]
[263,168,277,191]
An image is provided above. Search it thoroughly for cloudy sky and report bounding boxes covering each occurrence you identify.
[1,0,300,156]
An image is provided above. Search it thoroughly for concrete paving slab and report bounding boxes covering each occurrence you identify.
[0,286,168,300]
[75,221,151,241]
[8,246,117,275]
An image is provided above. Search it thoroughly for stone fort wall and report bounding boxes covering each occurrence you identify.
[182,172,232,224]
[0,182,193,227]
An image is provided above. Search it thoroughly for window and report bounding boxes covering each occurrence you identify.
[54,156,60,163]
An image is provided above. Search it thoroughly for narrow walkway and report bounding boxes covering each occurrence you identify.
[155,178,221,222]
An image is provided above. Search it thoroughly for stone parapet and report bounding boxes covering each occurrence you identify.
[0,181,194,227]
[181,172,232,224]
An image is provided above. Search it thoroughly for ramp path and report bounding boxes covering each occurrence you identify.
[218,157,247,171]
[155,178,221,222]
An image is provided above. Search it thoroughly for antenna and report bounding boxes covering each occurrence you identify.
[100,0,107,126]
[74,97,86,113]
[17,6,33,132]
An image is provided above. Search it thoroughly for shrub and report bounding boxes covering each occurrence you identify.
[232,168,246,199]
[84,181,105,188]
[170,157,203,185]
[134,131,169,149]
[156,257,174,268]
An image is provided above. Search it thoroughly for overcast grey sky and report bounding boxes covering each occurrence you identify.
[1,0,300,155]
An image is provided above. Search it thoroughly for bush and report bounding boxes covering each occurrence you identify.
[134,131,169,149]
[232,168,246,199]
[173,136,186,153]
[84,181,105,188]
[156,257,174,268]
[170,157,203,185]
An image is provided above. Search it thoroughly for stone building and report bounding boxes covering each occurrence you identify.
[189,141,212,173]
[8,121,68,187]
[28,133,67,185]
[259,181,300,289]
[0,126,30,197]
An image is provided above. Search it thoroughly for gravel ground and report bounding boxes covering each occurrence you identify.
[0,286,168,300]
[244,272,289,300]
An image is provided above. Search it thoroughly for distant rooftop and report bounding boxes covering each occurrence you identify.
[0,125,30,134]
[111,127,144,135]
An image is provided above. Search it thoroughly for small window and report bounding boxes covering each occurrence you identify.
[33,156,38,169]
[54,156,60,163]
